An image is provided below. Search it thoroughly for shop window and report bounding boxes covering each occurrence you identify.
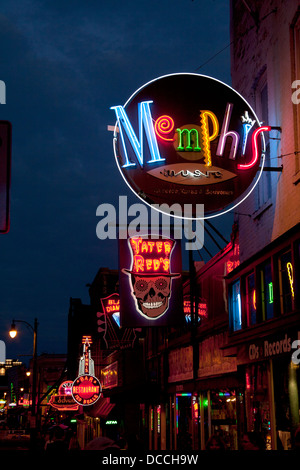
[229,279,242,331]
[245,363,271,448]
[245,272,256,326]
[210,390,238,450]
[278,250,294,314]
[259,260,274,321]
[176,394,193,451]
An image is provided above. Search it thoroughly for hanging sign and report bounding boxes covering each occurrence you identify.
[119,235,183,327]
[97,293,138,349]
[110,73,270,218]
[183,297,207,323]
[49,381,79,411]
[101,293,120,326]
[71,337,102,406]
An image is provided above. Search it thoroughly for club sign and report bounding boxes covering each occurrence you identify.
[72,375,102,406]
[111,73,270,218]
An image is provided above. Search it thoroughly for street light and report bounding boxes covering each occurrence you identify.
[9,321,17,338]
[8,318,38,422]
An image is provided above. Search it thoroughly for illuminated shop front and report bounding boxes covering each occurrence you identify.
[160,335,244,451]
[226,225,300,449]
[195,331,243,450]
[229,332,300,450]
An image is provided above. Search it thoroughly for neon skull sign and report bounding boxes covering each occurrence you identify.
[123,236,180,320]
[131,275,171,318]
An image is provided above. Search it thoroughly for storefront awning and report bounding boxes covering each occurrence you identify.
[86,397,115,419]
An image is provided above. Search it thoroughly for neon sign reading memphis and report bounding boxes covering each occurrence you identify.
[110,73,270,219]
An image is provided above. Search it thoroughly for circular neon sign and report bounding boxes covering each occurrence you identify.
[72,374,102,406]
[111,73,270,219]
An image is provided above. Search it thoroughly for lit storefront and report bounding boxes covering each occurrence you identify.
[196,332,242,450]
[167,346,194,451]
[226,225,300,450]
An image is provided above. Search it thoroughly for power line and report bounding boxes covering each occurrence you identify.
[193,8,277,72]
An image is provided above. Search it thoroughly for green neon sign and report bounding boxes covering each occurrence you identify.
[268,282,273,304]
[176,128,201,152]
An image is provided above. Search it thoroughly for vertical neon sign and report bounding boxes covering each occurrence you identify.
[287,262,294,299]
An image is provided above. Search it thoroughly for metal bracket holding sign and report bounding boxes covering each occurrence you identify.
[0,121,12,233]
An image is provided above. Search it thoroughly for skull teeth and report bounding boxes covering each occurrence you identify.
[143,301,163,309]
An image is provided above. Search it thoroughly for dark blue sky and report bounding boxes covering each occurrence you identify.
[0,0,232,362]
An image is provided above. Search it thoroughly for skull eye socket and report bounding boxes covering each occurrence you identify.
[155,278,168,290]
[135,279,149,291]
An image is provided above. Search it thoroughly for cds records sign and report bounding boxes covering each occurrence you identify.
[111,73,270,218]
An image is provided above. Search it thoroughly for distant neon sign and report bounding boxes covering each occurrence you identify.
[111,73,270,218]
[101,294,120,315]
[226,243,240,274]
[49,381,79,411]
[18,397,31,408]
[101,293,120,326]
[183,299,207,321]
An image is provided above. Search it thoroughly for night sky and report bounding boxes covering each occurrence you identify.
[0,0,232,363]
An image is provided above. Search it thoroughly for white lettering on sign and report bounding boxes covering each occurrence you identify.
[249,344,259,360]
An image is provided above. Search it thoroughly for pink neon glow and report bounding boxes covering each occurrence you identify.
[154,115,175,141]
[238,126,271,170]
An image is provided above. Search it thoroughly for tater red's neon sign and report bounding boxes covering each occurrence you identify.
[129,238,173,275]
[123,236,181,321]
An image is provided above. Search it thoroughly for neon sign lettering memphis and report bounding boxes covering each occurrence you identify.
[110,73,271,219]
[111,101,270,171]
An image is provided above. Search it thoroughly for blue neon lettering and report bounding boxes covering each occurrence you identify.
[242,123,252,155]
[110,101,165,168]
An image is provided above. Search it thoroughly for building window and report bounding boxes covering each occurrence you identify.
[255,75,272,209]
[278,250,294,314]
[259,260,274,321]
[229,279,242,331]
[291,11,300,173]
[246,272,256,326]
